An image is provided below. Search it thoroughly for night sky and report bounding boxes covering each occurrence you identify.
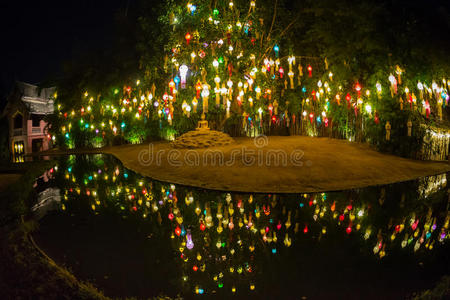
[0,0,132,100]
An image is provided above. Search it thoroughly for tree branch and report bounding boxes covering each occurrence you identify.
[265,0,278,43]
[262,16,299,59]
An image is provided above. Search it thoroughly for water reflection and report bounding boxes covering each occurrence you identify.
[33,154,449,298]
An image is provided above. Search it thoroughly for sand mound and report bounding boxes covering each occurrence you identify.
[172,130,235,149]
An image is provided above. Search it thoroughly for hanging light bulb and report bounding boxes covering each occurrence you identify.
[179,64,188,89]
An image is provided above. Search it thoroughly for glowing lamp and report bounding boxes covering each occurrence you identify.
[288,71,294,88]
[175,226,181,236]
[278,67,284,79]
[417,81,424,99]
[179,64,188,89]
[185,32,191,45]
[189,4,196,15]
[355,83,362,97]
[273,44,279,57]
[307,65,312,77]
[213,59,219,69]
[168,80,175,94]
[186,230,194,249]
[214,75,220,88]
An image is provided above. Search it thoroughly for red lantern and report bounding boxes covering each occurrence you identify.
[411,220,419,230]
[169,80,175,94]
[346,93,352,108]
[355,83,361,97]
[346,226,352,234]
[339,214,345,222]
[195,81,202,99]
[279,67,284,78]
[185,32,191,45]
[200,222,206,231]
[425,100,430,119]
[309,113,314,124]
[175,226,181,236]
[303,225,308,233]
[307,65,312,77]
[228,63,233,77]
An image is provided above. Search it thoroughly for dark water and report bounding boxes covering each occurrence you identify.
[32,154,449,299]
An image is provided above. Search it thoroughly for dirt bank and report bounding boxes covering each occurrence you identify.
[103,136,450,193]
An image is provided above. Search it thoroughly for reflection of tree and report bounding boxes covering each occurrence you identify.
[43,155,449,297]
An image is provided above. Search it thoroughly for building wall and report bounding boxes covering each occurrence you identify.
[26,119,49,153]
[7,105,51,161]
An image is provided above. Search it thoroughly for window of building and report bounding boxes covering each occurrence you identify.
[13,114,23,129]
[32,115,42,127]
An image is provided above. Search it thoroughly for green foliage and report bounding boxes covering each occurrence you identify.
[50,0,450,158]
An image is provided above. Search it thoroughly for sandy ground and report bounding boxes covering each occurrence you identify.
[101,136,450,193]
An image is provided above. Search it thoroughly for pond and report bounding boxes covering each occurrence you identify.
[32,154,449,299]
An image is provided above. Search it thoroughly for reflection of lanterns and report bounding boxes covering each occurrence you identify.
[175,226,181,236]
[186,230,194,249]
